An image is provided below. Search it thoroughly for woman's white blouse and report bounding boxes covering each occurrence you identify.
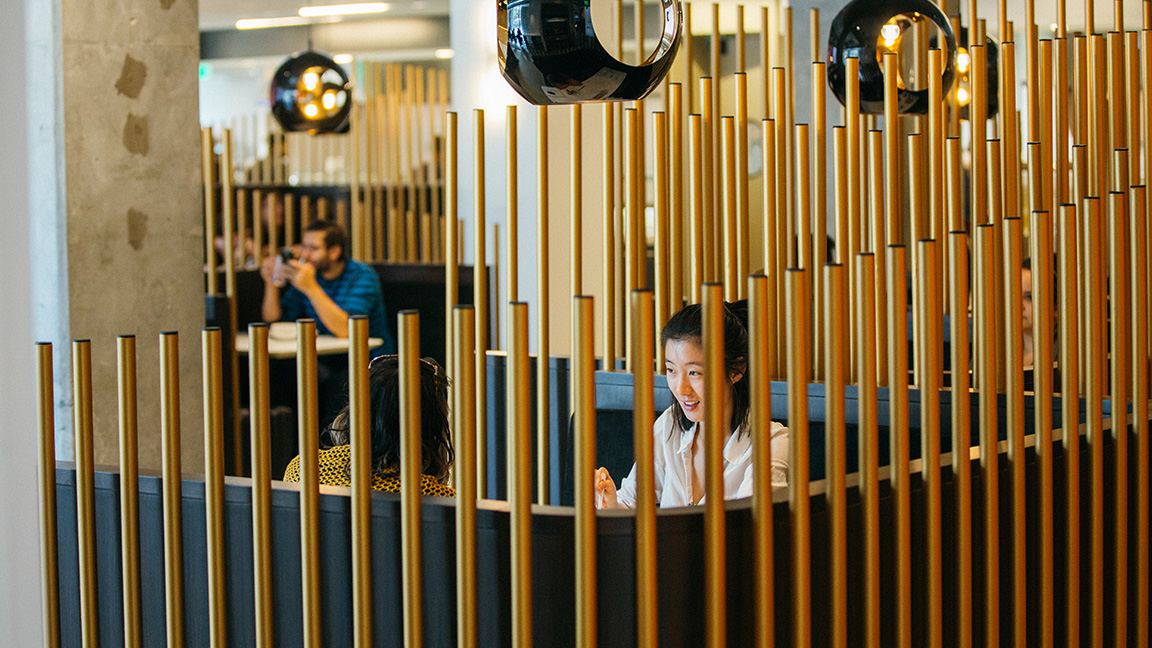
[614,407,790,509]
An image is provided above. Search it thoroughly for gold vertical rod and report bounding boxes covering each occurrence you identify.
[1108,190,1129,645]
[833,127,854,380]
[473,109,489,498]
[701,78,717,282]
[571,104,582,296]
[947,138,963,232]
[883,54,901,244]
[723,116,739,300]
[913,240,943,647]
[627,107,642,371]
[796,123,816,378]
[947,232,973,647]
[1126,33,1140,189]
[785,8,796,221]
[538,107,551,502]
[854,253,880,648]
[702,283,728,648]
[884,245,911,648]
[252,189,263,266]
[1086,0,1094,38]
[974,225,1000,644]
[115,336,141,648]
[1002,41,1020,219]
[1144,32,1152,189]
[631,291,658,647]
[710,4,721,190]
[348,318,372,645]
[221,130,237,298]
[749,275,775,648]
[1057,204,1081,643]
[812,60,828,324]
[868,131,889,386]
[824,264,848,648]
[736,4,747,73]
[1029,210,1056,648]
[654,112,670,368]
[37,343,60,648]
[248,324,273,647]
[397,311,424,647]
[670,84,685,313]
[846,55,862,266]
[203,127,219,295]
[773,68,790,268]
[446,112,459,360]
[1109,32,1127,154]
[1083,196,1104,648]
[690,114,705,303]
[508,105,519,302]
[296,320,322,644]
[737,73,751,293]
[929,51,946,297]
[158,332,185,646]
[202,329,228,647]
[1002,218,1028,647]
[972,45,989,225]
[1055,38,1070,210]
[1128,184,1149,648]
[909,134,927,250]
[602,104,616,370]
[1090,35,1109,198]
[73,339,98,648]
[573,295,598,647]
[507,303,533,647]
[453,307,478,647]
[762,118,779,378]
[760,6,770,115]
[785,269,812,646]
[1040,39,1054,215]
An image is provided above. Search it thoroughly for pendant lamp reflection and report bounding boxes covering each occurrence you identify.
[826,0,957,114]
[270,51,352,134]
[498,0,683,105]
[944,29,999,119]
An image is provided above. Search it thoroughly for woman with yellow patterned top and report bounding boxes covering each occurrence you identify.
[284,354,456,497]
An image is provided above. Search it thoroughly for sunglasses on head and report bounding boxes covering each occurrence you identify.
[369,353,444,386]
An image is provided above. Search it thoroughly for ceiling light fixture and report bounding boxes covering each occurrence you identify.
[333,54,354,64]
[434,48,454,59]
[236,15,312,29]
[298,2,389,17]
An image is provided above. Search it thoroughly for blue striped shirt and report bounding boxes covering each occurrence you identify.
[280,260,394,353]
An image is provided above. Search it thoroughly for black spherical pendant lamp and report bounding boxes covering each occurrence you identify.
[498,0,683,105]
[826,0,958,114]
[270,51,352,134]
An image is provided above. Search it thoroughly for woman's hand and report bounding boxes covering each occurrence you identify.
[594,467,619,509]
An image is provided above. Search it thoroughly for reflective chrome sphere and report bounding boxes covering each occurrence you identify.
[498,0,683,105]
[826,0,957,114]
[270,51,352,133]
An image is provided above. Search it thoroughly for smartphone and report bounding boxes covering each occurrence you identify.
[272,247,294,287]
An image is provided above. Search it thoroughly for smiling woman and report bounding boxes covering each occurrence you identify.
[594,301,789,509]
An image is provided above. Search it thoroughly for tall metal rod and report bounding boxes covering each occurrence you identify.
[446,112,459,366]
[296,319,322,644]
[736,73,751,292]
[571,105,583,296]
[202,329,227,647]
[947,231,973,647]
[349,317,373,645]
[1083,196,1104,648]
[538,106,552,501]
[114,336,141,648]
[670,83,685,313]
[702,283,728,648]
[1002,41,1020,219]
[749,274,775,648]
[1002,218,1027,646]
[453,307,478,647]
[868,131,889,386]
[1107,190,1129,645]
[397,311,424,647]
[602,104,616,371]
[929,50,946,302]
[812,61,828,346]
[762,117,779,377]
[37,343,60,648]
[913,239,943,647]
[722,116,739,300]
[824,264,848,648]
[248,323,274,647]
[701,78,717,282]
[158,332,184,646]
[473,109,489,497]
[884,245,911,648]
[974,224,1000,644]
[786,269,812,646]
[1029,209,1055,648]
[1057,204,1081,643]
[796,124,815,376]
[507,302,533,646]
[833,127,854,380]
[654,112,671,365]
[627,107,642,371]
[1128,184,1150,648]
[573,295,598,647]
[883,54,901,245]
[972,45,989,224]
[203,127,219,295]
[632,291,658,647]
[690,114,705,303]
[508,106,519,302]
[854,253,880,648]
[73,339,98,647]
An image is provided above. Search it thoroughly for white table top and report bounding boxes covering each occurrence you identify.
[235,332,384,359]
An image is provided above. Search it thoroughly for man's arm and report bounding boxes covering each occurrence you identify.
[289,262,351,337]
[260,255,283,322]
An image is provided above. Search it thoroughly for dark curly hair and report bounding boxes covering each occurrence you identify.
[323,355,454,483]
[661,300,751,437]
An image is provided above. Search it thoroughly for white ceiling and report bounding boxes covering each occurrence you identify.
[198,0,451,32]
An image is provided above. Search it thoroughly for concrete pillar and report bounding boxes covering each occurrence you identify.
[28,0,206,471]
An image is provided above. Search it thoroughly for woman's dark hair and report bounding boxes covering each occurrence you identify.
[323,356,454,483]
[660,300,751,436]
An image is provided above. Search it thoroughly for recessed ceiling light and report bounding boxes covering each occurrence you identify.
[236,15,312,29]
[298,2,389,17]
[333,54,354,64]
[435,48,454,59]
